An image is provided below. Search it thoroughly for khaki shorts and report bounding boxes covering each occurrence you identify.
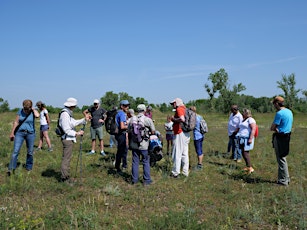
[90,126,104,140]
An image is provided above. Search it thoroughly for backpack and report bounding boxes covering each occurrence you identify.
[105,109,118,135]
[199,118,208,134]
[130,115,147,143]
[248,118,259,138]
[254,124,259,138]
[55,110,71,137]
[181,108,196,132]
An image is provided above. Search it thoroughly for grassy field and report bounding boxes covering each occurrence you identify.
[0,111,306,229]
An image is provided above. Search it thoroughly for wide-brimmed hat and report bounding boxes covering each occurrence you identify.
[120,100,130,106]
[64,97,78,107]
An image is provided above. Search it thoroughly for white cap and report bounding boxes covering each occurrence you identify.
[137,104,146,112]
[93,99,99,104]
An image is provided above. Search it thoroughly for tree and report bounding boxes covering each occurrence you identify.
[101,91,119,110]
[0,98,10,112]
[204,68,229,111]
[276,73,300,109]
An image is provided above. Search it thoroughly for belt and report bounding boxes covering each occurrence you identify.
[18,130,34,133]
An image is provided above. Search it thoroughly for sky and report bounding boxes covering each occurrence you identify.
[1,0,306,109]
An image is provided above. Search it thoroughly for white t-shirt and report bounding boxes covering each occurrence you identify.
[238,117,256,137]
[228,112,243,136]
[39,109,48,125]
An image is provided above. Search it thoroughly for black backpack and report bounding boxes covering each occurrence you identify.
[55,110,71,137]
[105,109,118,135]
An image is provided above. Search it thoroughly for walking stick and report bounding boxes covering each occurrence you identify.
[75,123,86,178]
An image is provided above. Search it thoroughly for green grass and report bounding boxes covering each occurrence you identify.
[0,111,306,229]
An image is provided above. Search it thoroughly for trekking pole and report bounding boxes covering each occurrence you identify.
[75,123,86,178]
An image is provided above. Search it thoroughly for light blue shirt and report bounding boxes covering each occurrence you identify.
[273,108,293,134]
[193,114,204,141]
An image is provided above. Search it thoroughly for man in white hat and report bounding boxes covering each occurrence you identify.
[60,97,90,183]
[83,99,107,156]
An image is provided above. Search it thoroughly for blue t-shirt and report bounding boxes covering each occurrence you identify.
[17,109,35,132]
[273,108,293,134]
[115,110,127,132]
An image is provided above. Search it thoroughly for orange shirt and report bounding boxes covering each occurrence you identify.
[173,106,186,134]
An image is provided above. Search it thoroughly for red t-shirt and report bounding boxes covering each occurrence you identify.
[173,106,186,134]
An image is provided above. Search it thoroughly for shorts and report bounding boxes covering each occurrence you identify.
[166,134,174,141]
[40,124,49,132]
[90,126,104,140]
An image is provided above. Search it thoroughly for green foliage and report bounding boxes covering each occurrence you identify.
[277,73,300,109]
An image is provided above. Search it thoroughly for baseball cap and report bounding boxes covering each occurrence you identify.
[137,104,146,112]
[120,100,130,106]
[93,99,99,104]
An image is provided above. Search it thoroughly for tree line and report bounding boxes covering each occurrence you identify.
[1,70,306,114]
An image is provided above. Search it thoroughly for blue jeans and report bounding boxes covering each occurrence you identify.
[115,133,128,171]
[131,149,152,184]
[233,136,242,160]
[8,131,36,171]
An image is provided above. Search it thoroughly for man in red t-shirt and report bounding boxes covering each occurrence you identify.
[170,98,191,178]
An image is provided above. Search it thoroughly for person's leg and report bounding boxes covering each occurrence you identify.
[8,132,25,171]
[181,132,190,176]
[131,149,140,183]
[43,129,52,149]
[171,134,181,176]
[274,137,290,185]
[25,132,35,170]
[37,127,43,149]
[115,134,126,172]
[141,150,152,184]
[61,139,74,180]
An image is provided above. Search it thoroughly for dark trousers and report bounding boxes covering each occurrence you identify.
[115,133,128,171]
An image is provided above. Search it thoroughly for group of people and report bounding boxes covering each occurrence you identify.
[7,96,293,187]
[227,96,293,185]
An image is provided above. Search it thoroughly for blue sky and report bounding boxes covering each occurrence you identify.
[1,0,306,109]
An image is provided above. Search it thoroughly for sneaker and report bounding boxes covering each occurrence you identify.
[122,167,127,172]
[170,173,179,179]
[87,150,95,155]
[246,167,254,174]
[6,171,11,177]
[236,159,242,163]
[48,147,53,152]
[194,164,203,171]
[100,151,106,156]
[36,147,42,151]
